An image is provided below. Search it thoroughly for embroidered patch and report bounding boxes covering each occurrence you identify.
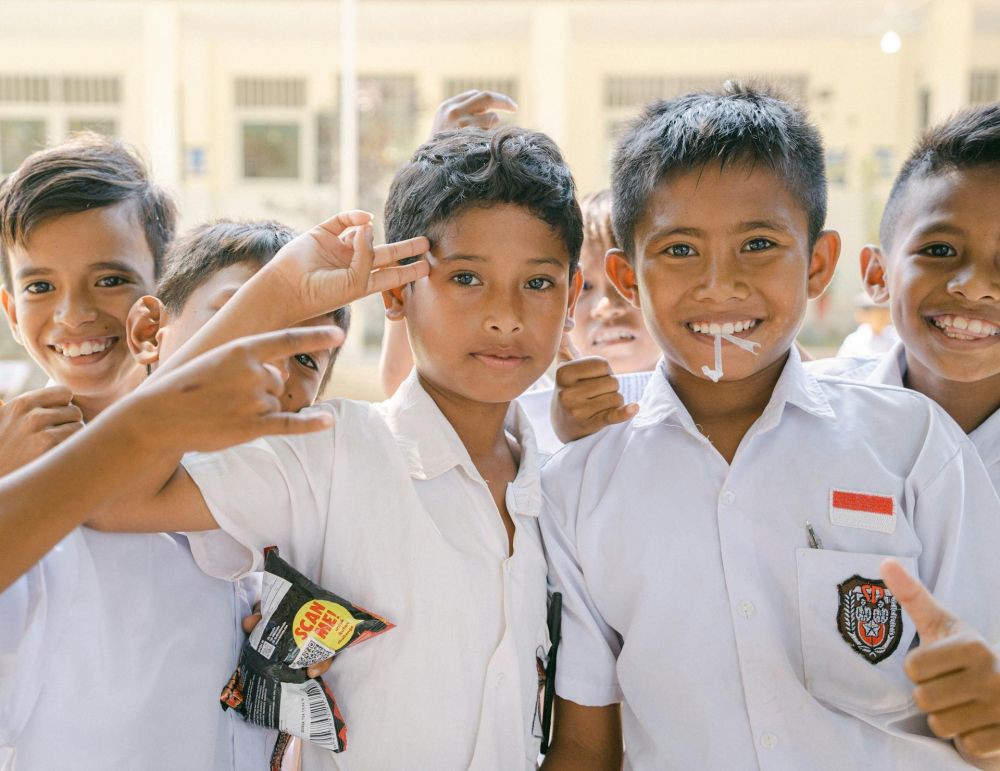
[837,575,903,664]
[829,489,897,533]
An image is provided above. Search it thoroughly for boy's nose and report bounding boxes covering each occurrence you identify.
[592,295,626,320]
[948,261,1000,302]
[55,292,100,328]
[694,256,750,302]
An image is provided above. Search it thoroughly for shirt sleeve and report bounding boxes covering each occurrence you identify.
[540,452,623,707]
[182,403,338,582]
[909,414,1000,644]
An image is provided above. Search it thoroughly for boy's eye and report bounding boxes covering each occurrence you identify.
[921,243,957,258]
[451,272,482,287]
[581,280,594,292]
[525,277,554,291]
[96,275,130,288]
[294,353,318,371]
[24,281,55,294]
[663,244,695,257]
[744,238,775,252]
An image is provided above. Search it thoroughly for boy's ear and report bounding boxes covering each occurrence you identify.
[564,267,583,329]
[860,245,891,304]
[0,286,22,344]
[382,285,407,321]
[806,230,842,300]
[605,249,640,308]
[126,295,166,367]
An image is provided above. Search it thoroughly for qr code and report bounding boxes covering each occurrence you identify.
[291,639,334,669]
[258,640,276,660]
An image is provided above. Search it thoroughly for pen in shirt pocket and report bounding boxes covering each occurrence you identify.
[806,521,824,549]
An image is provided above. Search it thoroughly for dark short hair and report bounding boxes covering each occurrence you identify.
[383,126,583,272]
[880,102,1000,249]
[157,219,350,387]
[0,132,177,289]
[611,80,827,258]
[580,189,618,252]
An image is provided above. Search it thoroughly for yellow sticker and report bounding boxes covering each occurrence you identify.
[292,599,359,652]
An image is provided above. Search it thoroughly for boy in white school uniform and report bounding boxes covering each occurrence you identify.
[538,83,1000,771]
[811,102,1000,491]
[88,127,585,769]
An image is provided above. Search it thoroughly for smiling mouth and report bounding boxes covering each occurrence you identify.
[49,336,117,359]
[591,327,638,347]
[928,314,1000,341]
[687,319,759,337]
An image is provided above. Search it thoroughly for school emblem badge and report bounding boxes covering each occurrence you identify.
[836,575,902,665]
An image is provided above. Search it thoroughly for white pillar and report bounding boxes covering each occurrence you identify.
[142,1,181,188]
[924,0,974,123]
[529,5,570,147]
[339,0,359,211]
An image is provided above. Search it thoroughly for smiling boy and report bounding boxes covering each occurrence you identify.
[539,84,1000,770]
[89,127,583,769]
[813,103,1000,490]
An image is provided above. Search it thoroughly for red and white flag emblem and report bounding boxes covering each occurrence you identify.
[829,489,897,534]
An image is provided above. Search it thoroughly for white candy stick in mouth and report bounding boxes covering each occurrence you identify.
[700,332,761,382]
[701,333,724,382]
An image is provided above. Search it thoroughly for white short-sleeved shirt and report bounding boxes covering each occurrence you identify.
[182,372,549,770]
[836,323,899,358]
[517,370,654,455]
[809,341,1000,491]
[0,528,269,771]
[541,348,1000,771]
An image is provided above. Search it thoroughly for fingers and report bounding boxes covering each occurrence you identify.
[307,657,334,679]
[916,664,997,714]
[907,635,995,683]
[555,356,614,387]
[314,210,374,238]
[241,612,262,635]
[241,326,346,364]
[454,89,518,116]
[367,261,431,294]
[881,558,958,645]
[256,410,335,437]
[31,403,84,429]
[41,421,84,444]
[557,332,581,364]
[10,385,75,410]
[600,402,640,427]
[371,236,429,268]
[957,726,1000,759]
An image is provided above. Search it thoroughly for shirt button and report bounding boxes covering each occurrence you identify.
[738,601,756,619]
[495,673,506,687]
[721,490,736,505]
[761,732,778,749]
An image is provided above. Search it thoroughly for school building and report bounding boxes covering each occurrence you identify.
[1,0,998,381]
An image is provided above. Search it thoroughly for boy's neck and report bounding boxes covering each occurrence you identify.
[666,352,788,464]
[903,355,1000,434]
[415,372,513,460]
[69,366,146,423]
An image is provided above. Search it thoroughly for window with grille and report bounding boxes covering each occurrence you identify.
[969,71,999,104]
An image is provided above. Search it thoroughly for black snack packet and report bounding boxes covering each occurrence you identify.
[220,548,394,761]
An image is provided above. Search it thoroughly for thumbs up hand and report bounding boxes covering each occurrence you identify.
[881,559,1000,761]
[551,341,639,444]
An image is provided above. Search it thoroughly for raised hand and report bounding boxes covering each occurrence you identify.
[551,337,639,444]
[268,211,429,322]
[881,559,1000,760]
[431,90,518,134]
[131,326,347,454]
[0,386,83,476]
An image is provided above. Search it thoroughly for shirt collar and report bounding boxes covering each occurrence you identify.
[633,346,836,434]
[376,371,541,517]
[866,341,907,387]
[970,408,1000,471]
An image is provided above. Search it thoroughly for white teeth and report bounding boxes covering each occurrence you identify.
[968,319,983,334]
[953,316,968,330]
[53,338,111,358]
[931,315,999,338]
[690,320,756,335]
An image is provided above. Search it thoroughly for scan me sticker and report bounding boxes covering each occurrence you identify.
[293,600,361,652]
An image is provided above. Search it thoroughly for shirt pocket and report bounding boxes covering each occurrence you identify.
[796,547,917,716]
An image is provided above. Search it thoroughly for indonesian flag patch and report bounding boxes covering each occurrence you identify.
[829,489,897,533]
[837,575,903,664]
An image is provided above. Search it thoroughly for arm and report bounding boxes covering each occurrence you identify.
[541,698,622,770]
[0,327,344,590]
[377,316,413,398]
